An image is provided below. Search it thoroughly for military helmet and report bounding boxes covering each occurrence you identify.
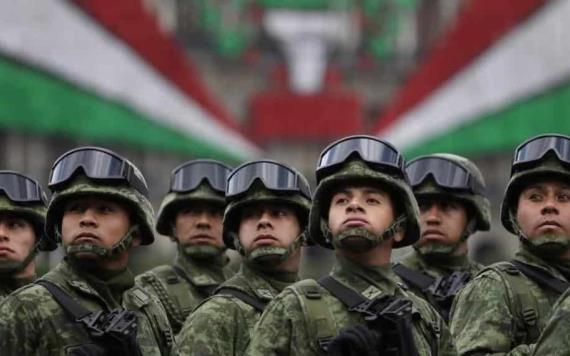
[222,160,312,250]
[406,153,491,232]
[309,135,420,249]
[156,159,231,237]
[501,133,570,234]
[0,171,53,251]
[45,146,155,246]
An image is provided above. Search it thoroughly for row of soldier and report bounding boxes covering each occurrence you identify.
[0,134,569,355]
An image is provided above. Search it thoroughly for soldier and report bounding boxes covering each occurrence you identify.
[247,135,457,356]
[451,133,570,355]
[136,159,234,333]
[177,160,311,356]
[0,171,54,300]
[393,154,490,321]
[0,146,175,355]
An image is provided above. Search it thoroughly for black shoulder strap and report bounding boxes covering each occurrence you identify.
[318,275,366,309]
[393,264,435,291]
[215,287,267,312]
[172,265,218,297]
[511,260,570,294]
[35,280,92,320]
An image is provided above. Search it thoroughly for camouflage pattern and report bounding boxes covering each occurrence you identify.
[156,182,225,238]
[396,250,482,319]
[223,184,311,251]
[177,262,297,355]
[450,248,567,355]
[0,259,176,355]
[247,256,457,355]
[135,252,234,334]
[501,157,570,235]
[309,160,420,249]
[0,275,35,302]
[532,287,570,356]
[412,153,491,232]
[45,175,155,246]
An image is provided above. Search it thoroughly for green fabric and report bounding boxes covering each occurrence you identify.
[246,255,457,355]
[450,248,567,355]
[0,260,175,355]
[397,250,481,320]
[0,274,35,301]
[404,81,570,158]
[532,287,570,355]
[176,262,297,355]
[135,252,234,333]
[0,57,247,163]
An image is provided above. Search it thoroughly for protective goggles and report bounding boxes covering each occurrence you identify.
[170,160,232,194]
[406,156,485,195]
[227,160,311,199]
[512,134,570,172]
[49,147,149,197]
[0,171,47,205]
[316,135,405,183]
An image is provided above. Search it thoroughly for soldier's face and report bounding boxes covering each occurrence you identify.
[416,197,468,247]
[174,203,224,248]
[61,197,132,250]
[0,213,36,264]
[327,185,395,237]
[238,202,301,253]
[516,179,570,239]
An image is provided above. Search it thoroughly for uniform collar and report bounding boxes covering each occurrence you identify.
[174,252,232,287]
[331,255,400,298]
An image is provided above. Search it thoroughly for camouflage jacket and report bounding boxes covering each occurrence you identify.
[395,250,482,321]
[0,260,175,356]
[135,252,234,333]
[0,275,35,302]
[450,248,568,355]
[177,262,295,356]
[532,287,570,356]
[246,256,458,356]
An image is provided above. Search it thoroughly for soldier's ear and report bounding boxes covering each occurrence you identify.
[392,229,405,243]
[131,226,142,247]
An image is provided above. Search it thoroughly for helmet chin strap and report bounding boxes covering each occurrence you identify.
[325,215,407,252]
[0,243,39,277]
[61,225,139,260]
[178,243,224,259]
[509,212,570,258]
[415,218,476,257]
[237,231,306,266]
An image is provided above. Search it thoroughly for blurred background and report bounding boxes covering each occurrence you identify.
[1,0,569,277]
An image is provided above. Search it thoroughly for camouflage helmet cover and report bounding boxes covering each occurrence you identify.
[410,153,491,232]
[0,196,53,251]
[309,159,420,249]
[501,155,570,234]
[223,184,311,250]
[156,182,225,237]
[45,175,155,246]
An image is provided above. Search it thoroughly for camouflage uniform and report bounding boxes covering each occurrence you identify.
[451,137,570,355]
[0,259,174,355]
[177,262,296,355]
[0,275,35,301]
[395,154,490,321]
[532,287,570,356]
[136,180,234,334]
[0,173,53,300]
[247,255,457,355]
[247,138,457,356]
[177,160,311,356]
[397,250,482,318]
[0,149,175,355]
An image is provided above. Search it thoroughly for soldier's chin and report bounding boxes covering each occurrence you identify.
[337,236,375,252]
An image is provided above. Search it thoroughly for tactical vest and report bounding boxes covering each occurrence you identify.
[481,261,570,345]
[35,279,174,355]
[138,265,218,332]
[293,277,441,355]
